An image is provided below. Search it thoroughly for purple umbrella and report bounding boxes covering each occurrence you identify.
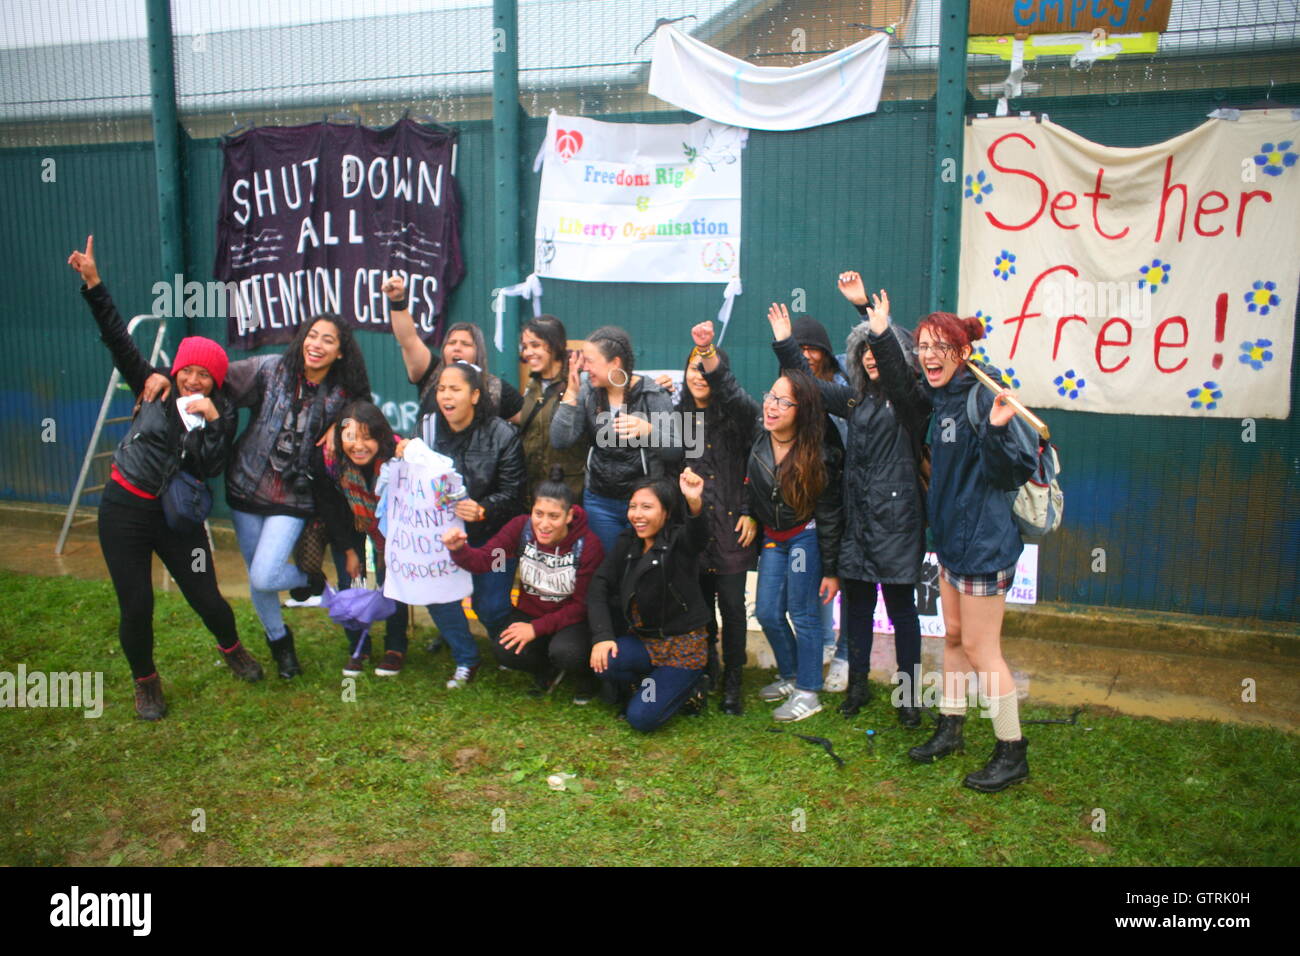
[321,584,397,659]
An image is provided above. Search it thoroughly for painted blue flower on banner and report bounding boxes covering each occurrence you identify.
[1186,382,1223,411]
[964,170,993,204]
[993,251,1016,281]
[1253,140,1298,177]
[1238,339,1274,370]
[1053,369,1085,400]
[975,309,994,338]
[1137,258,1171,293]
[999,367,1021,389]
[1244,279,1281,316]
[972,344,990,365]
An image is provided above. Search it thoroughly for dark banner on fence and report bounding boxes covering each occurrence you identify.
[215,119,464,349]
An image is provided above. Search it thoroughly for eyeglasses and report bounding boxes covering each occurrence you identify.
[761,392,798,410]
[912,343,957,357]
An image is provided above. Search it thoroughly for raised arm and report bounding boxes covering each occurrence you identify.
[382,274,434,386]
[68,236,158,396]
[767,302,855,417]
[843,277,932,429]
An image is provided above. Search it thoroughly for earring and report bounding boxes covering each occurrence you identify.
[607,366,629,388]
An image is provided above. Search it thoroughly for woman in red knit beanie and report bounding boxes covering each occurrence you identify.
[68,236,263,721]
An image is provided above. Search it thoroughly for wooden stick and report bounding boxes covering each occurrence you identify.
[965,361,1051,440]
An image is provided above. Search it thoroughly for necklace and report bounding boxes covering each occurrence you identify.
[770,433,795,445]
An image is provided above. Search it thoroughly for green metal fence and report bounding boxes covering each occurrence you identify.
[1,1,1296,622]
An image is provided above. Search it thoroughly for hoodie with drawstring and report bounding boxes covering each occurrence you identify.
[449,505,604,637]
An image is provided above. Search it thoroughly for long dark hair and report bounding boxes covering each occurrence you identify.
[280,313,372,398]
[331,400,398,471]
[587,325,635,379]
[522,314,569,382]
[674,345,749,452]
[775,369,828,520]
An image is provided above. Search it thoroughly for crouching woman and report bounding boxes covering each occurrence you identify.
[443,466,605,701]
[587,469,711,731]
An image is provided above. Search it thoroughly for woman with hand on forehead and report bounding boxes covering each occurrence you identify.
[868,301,1038,792]
[550,326,683,556]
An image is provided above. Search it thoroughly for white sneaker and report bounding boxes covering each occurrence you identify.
[758,678,795,702]
[822,643,837,665]
[824,658,849,693]
[446,664,479,689]
[774,690,823,722]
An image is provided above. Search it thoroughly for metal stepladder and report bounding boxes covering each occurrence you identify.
[55,314,171,554]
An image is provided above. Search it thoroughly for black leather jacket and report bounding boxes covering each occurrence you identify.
[587,511,711,643]
[430,414,527,546]
[82,283,235,495]
[705,357,844,577]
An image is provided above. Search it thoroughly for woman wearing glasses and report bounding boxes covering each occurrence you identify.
[768,279,928,728]
[863,301,1037,792]
[703,332,843,722]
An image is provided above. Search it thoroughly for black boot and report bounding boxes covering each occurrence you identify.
[963,738,1030,792]
[908,713,966,763]
[720,666,744,715]
[896,705,922,729]
[679,673,709,717]
[289,572,326,603]
[266,626,302,679]
[133,673,167,721]
[705,639,721,691]
[839,673,872,716]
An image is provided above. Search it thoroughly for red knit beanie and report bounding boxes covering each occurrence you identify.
[171,337,229,388]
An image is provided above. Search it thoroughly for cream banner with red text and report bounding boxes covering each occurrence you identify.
[959,112,1299,418]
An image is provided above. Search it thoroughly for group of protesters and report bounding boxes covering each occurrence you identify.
[69,233,1037,792]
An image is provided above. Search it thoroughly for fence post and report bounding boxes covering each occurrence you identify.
[929,0,970,312]
[492,0,522,354]
[145,0,186,333]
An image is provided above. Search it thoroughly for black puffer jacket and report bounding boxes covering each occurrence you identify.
[587,510,711,643]
[82,283,235,494]
[774,324,928,584]
[550,375,683,499]
[706,358,844,577]
[430,414,526,546]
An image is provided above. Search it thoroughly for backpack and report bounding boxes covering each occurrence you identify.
[965,388,1063,539]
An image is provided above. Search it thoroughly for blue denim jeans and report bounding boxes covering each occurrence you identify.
[754,524,825,691]
[426,557,517,668]
[583,489,631,557]
[600,636,703,732]
[230,509,308,641]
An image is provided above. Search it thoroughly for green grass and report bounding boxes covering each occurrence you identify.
[1,569,1296,867]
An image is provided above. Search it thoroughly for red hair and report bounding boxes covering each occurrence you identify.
[915,312,984,351]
